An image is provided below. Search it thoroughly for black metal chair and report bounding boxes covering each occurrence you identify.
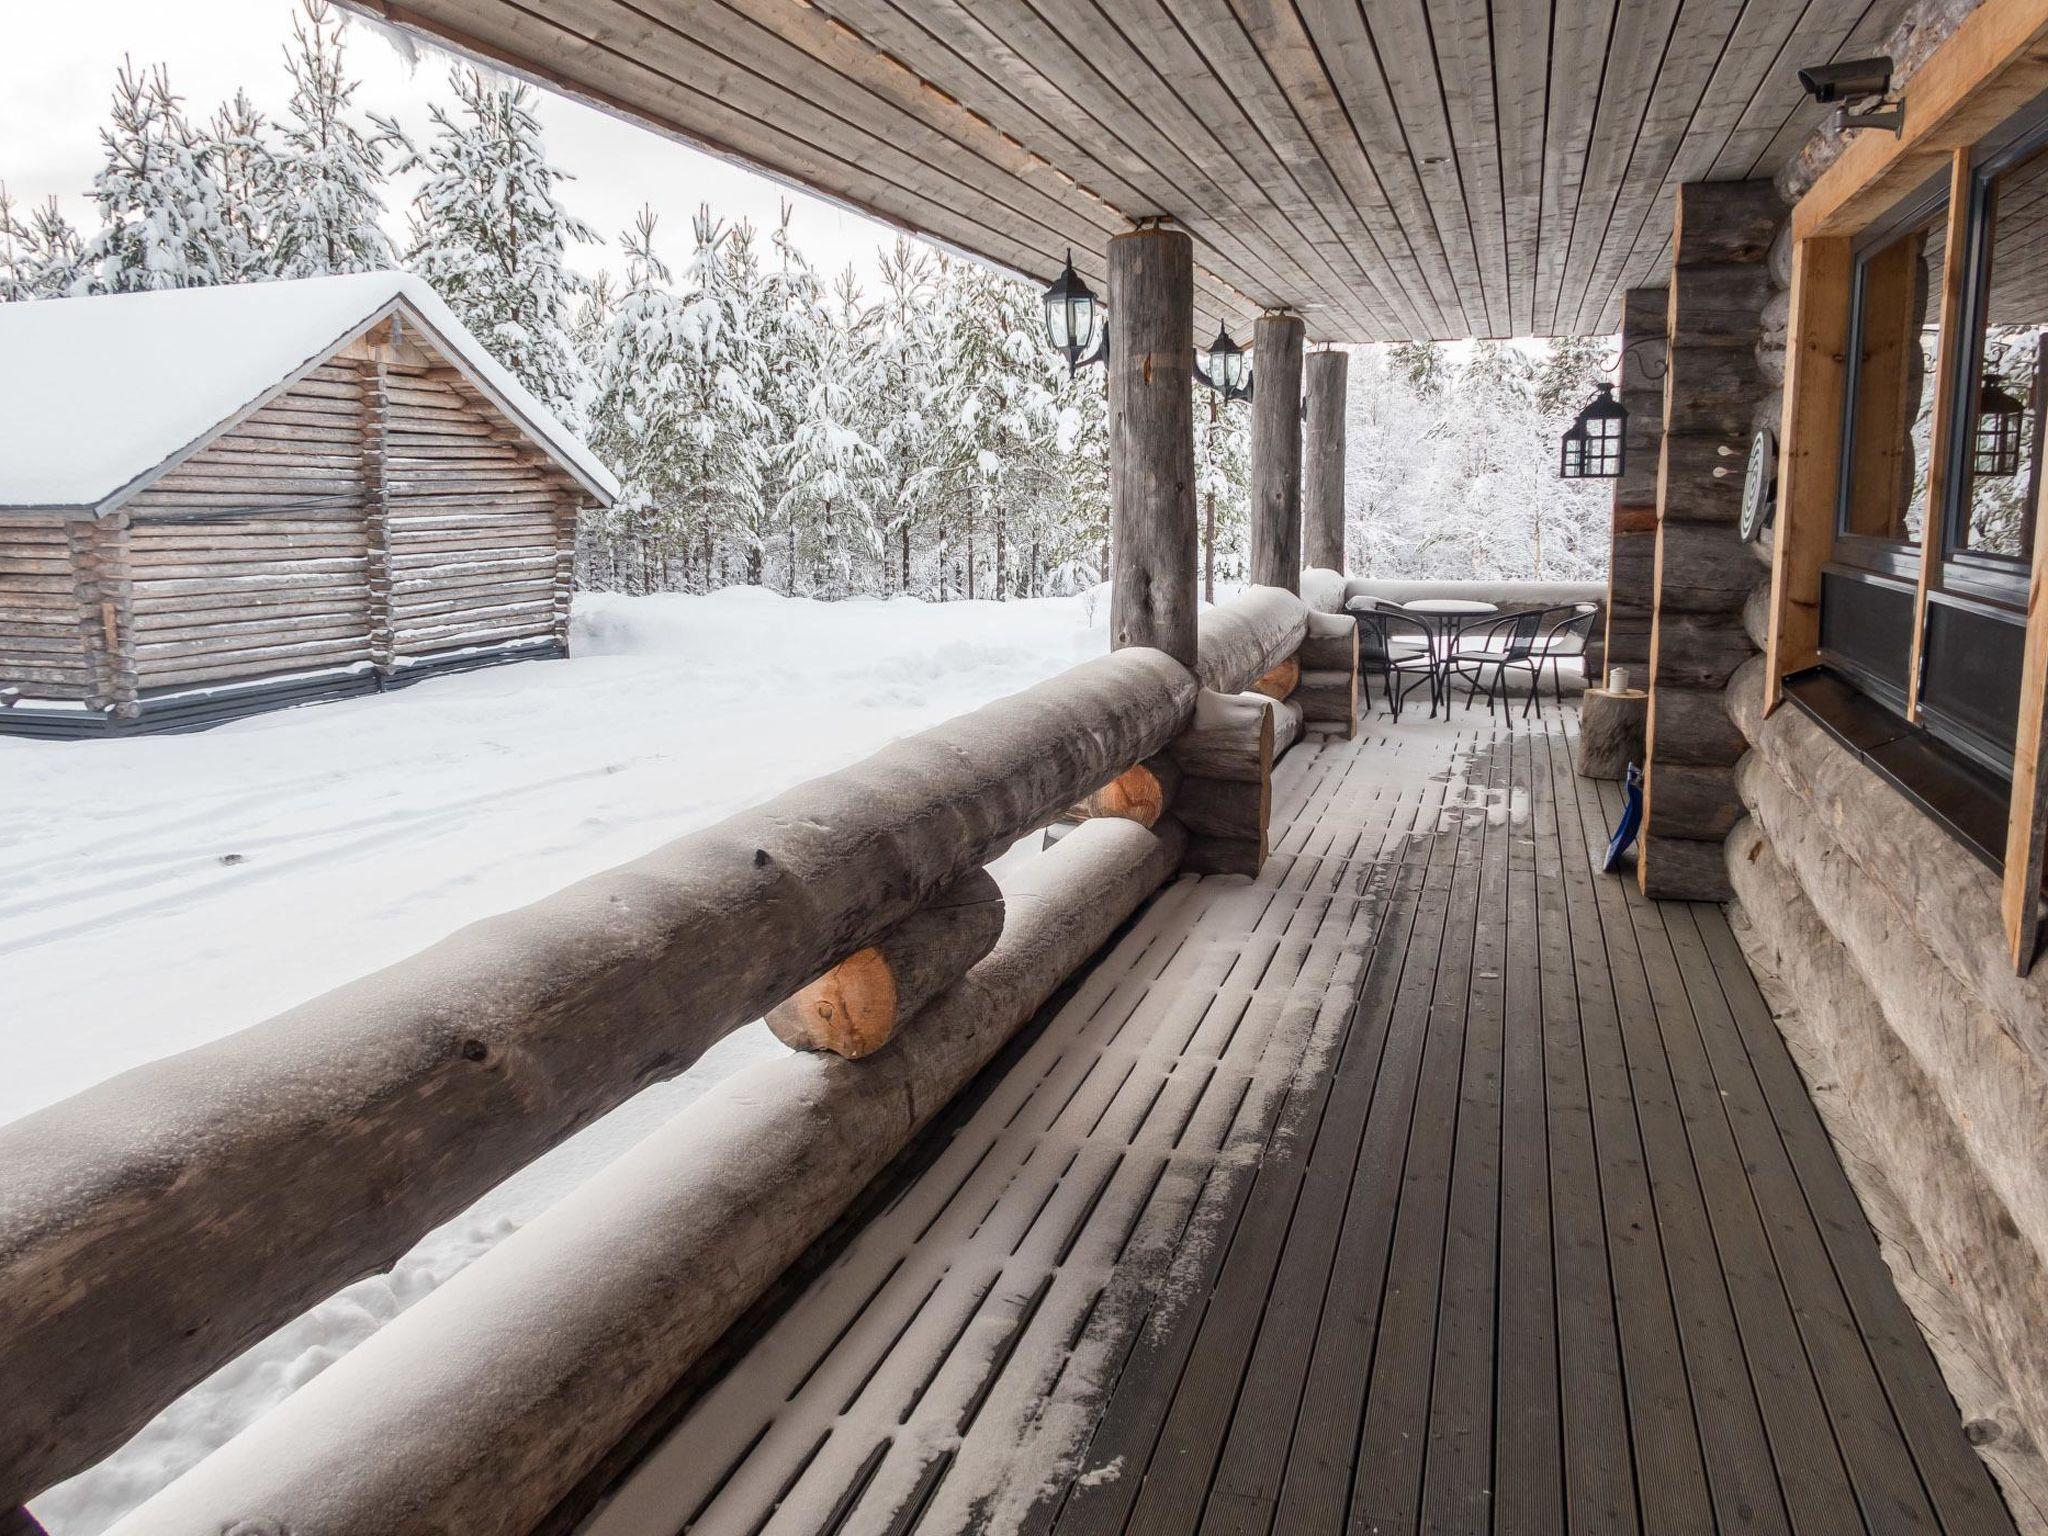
[1354,607,1438,721]
[1444,609,1545,720]
[1532,601,1600,711]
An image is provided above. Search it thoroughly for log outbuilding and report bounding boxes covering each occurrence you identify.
[0,272,616,736]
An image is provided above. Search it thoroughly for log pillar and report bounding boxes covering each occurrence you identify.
[1640,180,1782,901]
[1108,228,1198,667]
[1302,349,1348,573]
[1250,312,1305,593]
[1605,287,1666,687]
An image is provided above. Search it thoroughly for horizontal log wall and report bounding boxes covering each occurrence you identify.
[0,515,94,701]
[1725,659,2048,1521]
[383,363,576,660]
[123,362,375,691]
[0,646,1197,1508]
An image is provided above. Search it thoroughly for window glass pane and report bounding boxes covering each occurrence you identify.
[1841,207,1948,545]
[1958,144,2048,563]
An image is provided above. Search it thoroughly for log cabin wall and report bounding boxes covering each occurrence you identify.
[381,357,580,665]
[0,515,97,704]
[122,361,376,695]
[1639,179,1785,901]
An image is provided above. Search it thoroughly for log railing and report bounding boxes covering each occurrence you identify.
[0,586,1359,1533]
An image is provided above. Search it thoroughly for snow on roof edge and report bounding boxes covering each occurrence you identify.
[0,273,619,511]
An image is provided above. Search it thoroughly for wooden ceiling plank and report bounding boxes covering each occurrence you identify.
[366,0,1158,323]
[1533,0,1620,335]
[1219,0,1451,338]
[1546,0,1683,335]
[1315,0,1494,335]
[1428,0,1515,336]
[885,0,1331,317]
[1014,0,1382,339]
[1562,0,1757,335]
[811,0,1302,324]
[1128,0,1416,338]
[1589,0,1910,333]
[1085,0,1391,339]
[1493,0,1555,337]
[1293,0,1476,335]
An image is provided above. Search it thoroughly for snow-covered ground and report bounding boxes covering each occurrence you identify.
[9,586,1111,1534]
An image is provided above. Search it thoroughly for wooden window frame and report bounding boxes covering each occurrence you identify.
[1766,0,2048,972]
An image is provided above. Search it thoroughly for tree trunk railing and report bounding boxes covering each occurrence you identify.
[0,587,1358,1534]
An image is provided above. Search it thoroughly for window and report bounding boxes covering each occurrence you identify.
[1838,198,1950,560]
[1949,139,2048,583]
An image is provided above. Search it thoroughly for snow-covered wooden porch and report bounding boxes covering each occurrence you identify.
[560,706,2014,1536]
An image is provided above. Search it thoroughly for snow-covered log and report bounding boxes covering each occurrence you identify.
[0,645,1197,1508]
[1195,586,1308,696]
[1297,608,1358,672]
[1168,687,1275,876]
[1168,689,1275,782]
[766,869,1005,1059]
[100,816,1188,1536]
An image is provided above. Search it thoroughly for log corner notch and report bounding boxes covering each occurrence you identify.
[1640,178,1784,901]
[1604,286,1667,690]
[1171,688,1276,875]
[767,868,1005,1058]
[1294,609,1360,739]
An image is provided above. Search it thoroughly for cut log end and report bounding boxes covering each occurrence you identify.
[1073,757,1182,828]
[1252,657,1301,700]
[767,946,897,1059]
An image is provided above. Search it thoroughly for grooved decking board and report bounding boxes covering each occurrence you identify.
[579,710,2013,1536]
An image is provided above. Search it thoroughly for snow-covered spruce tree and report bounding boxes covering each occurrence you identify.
[864,240,950,593]
[204,90,281,284]
[0,188,86,300]
[272,0,399,276]
[784,267,881,598]
[1194,382,1252,597]
[748,206,824,593]
[75,60,227,293]
[399,67,595,417]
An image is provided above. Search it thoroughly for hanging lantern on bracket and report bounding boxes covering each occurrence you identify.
[1042,249,1107,376]
[1559,383,1626,480]
[1194,324,1254,402]
[1975,375,2026,477]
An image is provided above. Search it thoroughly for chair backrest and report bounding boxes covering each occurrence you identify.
[1538,601,1599,656]
[1461,608,1543,659]
[1355,607,1431,659]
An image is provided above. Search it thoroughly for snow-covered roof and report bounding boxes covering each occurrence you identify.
[0,272,619,511]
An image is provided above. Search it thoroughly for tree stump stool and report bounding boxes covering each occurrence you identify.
[1577,687,1648,781]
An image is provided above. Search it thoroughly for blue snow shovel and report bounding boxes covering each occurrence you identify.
[1603,763,1644,874]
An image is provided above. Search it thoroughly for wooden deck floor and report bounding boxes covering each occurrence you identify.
[580,709,2015,1536]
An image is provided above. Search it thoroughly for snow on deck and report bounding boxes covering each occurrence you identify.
[13,586,1108,1535]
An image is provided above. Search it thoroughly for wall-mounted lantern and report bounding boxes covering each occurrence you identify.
[1559,383,1626,480]
[1194,324,1254,402]
[1975,376,2026,477]
[1042,250,1107,376]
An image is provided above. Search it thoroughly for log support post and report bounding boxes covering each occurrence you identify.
[1605,287,1666,688]
[1109,227,1198,667]
[1250,312,1305,594]
[1641,180,1783,901]
[1302,349,1348,574]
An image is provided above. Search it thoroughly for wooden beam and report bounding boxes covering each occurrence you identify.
[2004,468,2048,971]
[1764,235,1852,713]
[1108,226,1198,667]
[1302,349,1348,573]
[1907,149,1976,720]
[1250,312,1304,592]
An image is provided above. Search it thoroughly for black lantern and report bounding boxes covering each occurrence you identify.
[1043,249,1106,375]
[1975,375,2026,477]
[1559,383,1626,479]
[1195,324,1254,401]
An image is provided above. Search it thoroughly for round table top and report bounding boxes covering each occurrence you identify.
[1401,598,1498,616]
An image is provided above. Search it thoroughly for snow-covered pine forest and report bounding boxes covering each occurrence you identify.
[0,0,1616,595]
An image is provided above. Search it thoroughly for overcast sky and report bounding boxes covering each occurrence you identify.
[0,0,901,287]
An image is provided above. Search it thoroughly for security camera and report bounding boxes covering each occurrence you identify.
[1798,57,1894,104]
